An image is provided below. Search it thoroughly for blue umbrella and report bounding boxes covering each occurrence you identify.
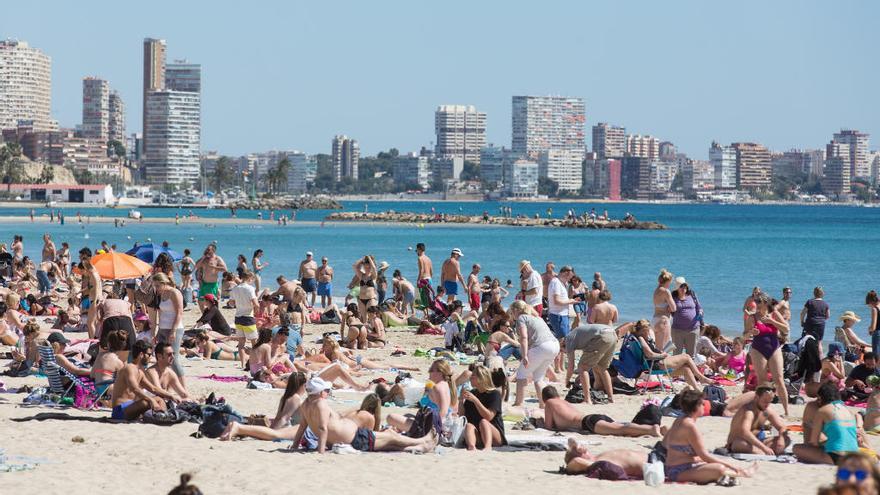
[125,243,182,263]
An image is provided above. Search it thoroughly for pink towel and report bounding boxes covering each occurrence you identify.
[197,374,249,382]
[845,400,868,408]
[713,378,736,387]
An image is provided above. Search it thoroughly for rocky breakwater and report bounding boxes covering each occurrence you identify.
[325,211,666,230]
[227,196,342,210]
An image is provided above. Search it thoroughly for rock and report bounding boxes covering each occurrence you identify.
[324,211,667,230]
[227,196,342,210]
[71,436,85,443]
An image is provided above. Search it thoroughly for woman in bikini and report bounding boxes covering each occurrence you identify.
[220,372,309,441]
[189,330,239,361]
[320,336,418,371]
[251,249,268,293]
[340,302,368,349]
[285,286,308,337]
[90,329,128,400]
[821,344,847,391]
[353,256,378,321]
[745,293,791,416]
[0,301,19,346]
[365,305,387,348]
[249,328,291,388]
[652,269,676,350]
[713,337,747,375]
[632,320,715,390]
[386,359,457,432]
[487,319,521,361]
[663,389,755,485]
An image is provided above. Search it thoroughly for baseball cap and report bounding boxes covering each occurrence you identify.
[133,309,149,321]
[47,332,69,346]
[451,248,463,257]
[203,293,217,304]
[306,251,313,257]
[306,376,332,395]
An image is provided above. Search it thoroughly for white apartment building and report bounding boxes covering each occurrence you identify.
[833,129,870,179]
[0,40,54,131]
[505,160,539,198]
[331,135,359,180]
[434,104,486,164]
[393,154,430,190]
[625,134,660,159]
[683,159,714,194]
[143,90,201,185]
[285,152,316,193]
[511,95,585,157]
[592,123,626,158]
[82,77,109,141]
[710,141,737,189]
[538,149,584,192]
[650,160,679,192]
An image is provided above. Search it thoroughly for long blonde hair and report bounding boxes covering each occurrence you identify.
[359,393,382,431]
[471,365,495,393]
[431,359,457,404]
[658,269,673,285]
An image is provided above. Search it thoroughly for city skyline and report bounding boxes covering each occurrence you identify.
[2,0,878,159]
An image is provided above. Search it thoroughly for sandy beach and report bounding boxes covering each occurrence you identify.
[1,302,867,495]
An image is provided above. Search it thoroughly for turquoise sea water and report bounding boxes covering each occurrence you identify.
[4,201,879,340]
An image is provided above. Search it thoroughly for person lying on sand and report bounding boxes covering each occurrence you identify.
[724,384,790,455]
[110,340,177,420]
[540,386,664,437]
[564,438,647,478]
[290,377,436,454]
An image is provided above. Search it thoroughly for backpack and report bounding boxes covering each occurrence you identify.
[320,309,341,325]
[199,403,243,438]
[613,335,647,379]
[407,406,440,438]
[565,383,585,403]
[135,275,159,308]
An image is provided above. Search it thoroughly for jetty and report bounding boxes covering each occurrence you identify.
[226,196,342,210]
[325,211,666,230]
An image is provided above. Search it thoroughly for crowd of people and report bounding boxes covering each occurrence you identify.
[2,233,880,494]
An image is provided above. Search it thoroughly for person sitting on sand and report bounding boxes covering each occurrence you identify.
[724,385,791,455]
[541,386,663,437]
[364,305,387,348]
[8,320,40,375]
[863,376,880,432]
[486,319,521,361]
[563,438,647,478]
[90,330,128,398]
[833,452,880,495]
[459,365,507,451]
[631,319,715,390]
[249,328,292,388]
[340,303,367,349]
[387,359,457,432]
[794,381,861,464]
[146,342,190,401]
[712,337,747,375]
[663,389,756,485]
[194,294,233,336]
[666,389,758,418]
[290,377,436,454]
[220,372,311,442]
[110,340,177,420]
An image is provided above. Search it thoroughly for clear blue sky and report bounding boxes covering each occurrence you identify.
[3,0,877,158]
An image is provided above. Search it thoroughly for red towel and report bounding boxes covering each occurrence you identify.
[197,374,249,382]
[713,378,736,387]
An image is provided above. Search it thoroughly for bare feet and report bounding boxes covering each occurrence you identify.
[651,425,663,437]
[739,461,759,478]
[219,421,239,441]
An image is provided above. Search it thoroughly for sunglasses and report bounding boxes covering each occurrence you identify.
[837,468,868,482]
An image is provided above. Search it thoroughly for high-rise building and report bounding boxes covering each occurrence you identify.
[480,145,522,188]
[430,157,463,184]
[393,154,430,190]
[143,90,201,185]
[1,123,64,165]
[621,156,652,199]
[0,40,53,131]
[286,152,317,193]
[582,157,621,200]
[108,90,126,143]
[683,159,714,196]
[823,139,852,198]
[650,160,679,193]
[81,77,109,141]
[591,123,625,159]
[538,149,584,193]
[832,129,870,179]
[771,149,821,179]
[732,142,771,190]
[165,61,201,92]
[142,38,166,153]
[625,134,660,159]
[505,159,539,198]
[870,151,880,185]
[434,105,486,164]
[331,135,359,181]
[511,95,585,157]
[709,141,737,189]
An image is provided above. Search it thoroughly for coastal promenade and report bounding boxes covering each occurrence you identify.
[325,211,667,230]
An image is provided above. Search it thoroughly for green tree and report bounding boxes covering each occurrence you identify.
[107,139,126,159]
[538,176,559,197]
[460,160,481,181]
[211,156,235,192]
[670,171,683,191]
[273,158,291,194]
[1,142,24,189]
[38,163,55,184]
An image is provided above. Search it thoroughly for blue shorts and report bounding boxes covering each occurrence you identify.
[548,313,571,339]
[111,399,135,420]
[443,280,459,296]
[81,297,91,311]
[317,281,332,296]
[301,278,317,293]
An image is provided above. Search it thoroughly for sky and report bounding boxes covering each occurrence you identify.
[2,1,878,159]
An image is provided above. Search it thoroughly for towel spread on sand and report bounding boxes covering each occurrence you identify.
[197,374,249,382]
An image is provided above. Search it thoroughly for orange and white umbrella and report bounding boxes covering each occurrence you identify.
[89,252,152,280]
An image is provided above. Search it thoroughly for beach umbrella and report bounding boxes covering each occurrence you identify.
[125,243,182,263]
[89,252,152,280]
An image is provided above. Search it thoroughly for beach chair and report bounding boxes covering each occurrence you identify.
[612,335,674,393]
[38,344,109,409]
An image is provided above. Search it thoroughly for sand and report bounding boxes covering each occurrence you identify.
[1,306,867,495]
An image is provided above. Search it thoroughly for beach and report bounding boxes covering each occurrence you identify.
[0,303,861,495]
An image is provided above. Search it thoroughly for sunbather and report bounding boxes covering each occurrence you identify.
[110,340,177,420]
[541,386,664,437]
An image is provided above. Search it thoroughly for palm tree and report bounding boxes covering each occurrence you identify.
[274,158,291,194]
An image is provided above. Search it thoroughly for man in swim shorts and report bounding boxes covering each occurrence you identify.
[415,243,433,312]
[291,377,437,454]
[466,264,482,312]
[195,244,227,311]
[230,271,259,368]
[110,340,175,420]
[316,257,334,308]
[725,385,789,455]
[541,386,662,437]
[299,252,318,307]
[440,248,465,304]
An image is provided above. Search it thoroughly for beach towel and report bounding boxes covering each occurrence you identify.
[845,400,868,408]
[713,378,737,387]
[637,381,662,390]
[198,374,249,382]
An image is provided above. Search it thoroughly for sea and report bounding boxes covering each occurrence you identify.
[3,200,878,341]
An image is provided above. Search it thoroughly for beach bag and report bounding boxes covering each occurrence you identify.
[565,383,585,403]
[199,403,243,438]
[406,406,439,438]
[643,442,666,487]
[702,385,727,403]
[614,335,647,379]
[74,379,98,409]
[142,402,190,426]
[444,415,467,447]
[320,309,341,325]
[135,276,159,308]
[632,404,662,426]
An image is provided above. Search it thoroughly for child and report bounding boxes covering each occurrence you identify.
[715,337,747,376]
